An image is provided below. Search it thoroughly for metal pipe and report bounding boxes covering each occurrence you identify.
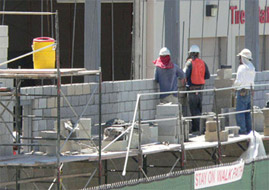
[55,11,61,190]
[98,68,102,185]
[41,0,44,37]
[111,0,115,81]
[262,0,268,70]
[71,0,78,83]
[0,11,56,15]
[50,0,54,38]
[181,21,185,68]
[138,98,142,178]
[212,0,220,73]
[1,0,6,25]
[0,43,56,67]
[177,91,185,169]
[15,78,21,190]
[122,94,141,176]
[188,0,192,49]
[200,0,205,58]
[237,0,242,55]
[214,89,222,164]
[225,0,231,66]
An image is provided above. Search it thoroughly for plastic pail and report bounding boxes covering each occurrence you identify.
[32,37,55,69]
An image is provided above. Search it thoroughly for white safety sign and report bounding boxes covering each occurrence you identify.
[194,161,244,189]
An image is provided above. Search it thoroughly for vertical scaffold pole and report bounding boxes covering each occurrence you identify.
[15,78,21,190]
[214,89,222,164]
[55,10,61,190]
[177,90,185,169]
[138,98,142,178]
[250,85,255,136]
[98,68,102,185]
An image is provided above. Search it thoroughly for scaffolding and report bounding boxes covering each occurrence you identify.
[0,10,103,190]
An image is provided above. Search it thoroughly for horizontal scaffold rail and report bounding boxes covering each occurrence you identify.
[0,11,56,15]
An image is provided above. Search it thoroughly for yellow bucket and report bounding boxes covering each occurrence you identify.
[32,37,55,69]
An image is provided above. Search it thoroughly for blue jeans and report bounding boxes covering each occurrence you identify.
[236,91,252,134]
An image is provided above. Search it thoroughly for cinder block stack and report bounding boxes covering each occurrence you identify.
[262,109,269,136]
[214,68,235,114]
[0,25,12,157]
[141,123,158,144]
[205,120,228,142]
[156,104,180,144]
[0,25,8,69]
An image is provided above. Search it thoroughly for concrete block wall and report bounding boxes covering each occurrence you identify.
[19,71,269,141]
[20,79,159,137]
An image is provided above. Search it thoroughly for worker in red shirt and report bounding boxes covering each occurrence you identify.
[184,45,210,134]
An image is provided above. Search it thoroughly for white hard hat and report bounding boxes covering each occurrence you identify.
[189,45,200,53]
[237,48,252,60]
[159,47,171,56]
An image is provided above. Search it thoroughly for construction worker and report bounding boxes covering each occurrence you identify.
[184,45,210,133]
[154,47,185,104]
[234,48,256,134]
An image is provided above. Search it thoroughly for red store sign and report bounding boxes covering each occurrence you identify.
[230,6,269,24]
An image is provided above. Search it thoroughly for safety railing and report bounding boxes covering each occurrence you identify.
[101,82,269,178]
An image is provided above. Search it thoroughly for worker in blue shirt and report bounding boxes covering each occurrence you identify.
[154,47,185,104]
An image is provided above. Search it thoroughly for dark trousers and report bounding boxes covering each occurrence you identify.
[188,92,203,132]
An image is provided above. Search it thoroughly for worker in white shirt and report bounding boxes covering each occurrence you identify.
[234,48,256,134]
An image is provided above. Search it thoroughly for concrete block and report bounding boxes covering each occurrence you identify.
[39,98,47,109]
[77,118,91,138]
[141,110,150,120]
[225,126,240,137]
[141,124,158,144]
[158,125,178,136]
[87,105,98,115]
[205,130,228,142]
[206,121,218,132]
[216,69,232,80]
[102,140,127,151]
[157,119,178,127]
[51,108,57,117]
[158,135,179,144]
[214,79,234,88]
[74,106,84,115]
[124,102,133,112]
[264,127,269,136]
[102,132,138,151]
[263,109,269,125]
[47,97,56,108]
[109,93,118,103]
[253,111,264,132]
[82,83,91,94]
[71,96,80,106]
[0,25,8,36]
[156,104,179,116]
[124,81,133,91]
[54,119,72,137]
[67,85,75,95]
[0,36,8,48]
[121,91,129,101]
[63,96,72,107]
[129,91,137,101]
[0,47,8,58]
[79,95,87,105]
[74,84,83,95]
[104,82,113,93]
[102,94,110,103]
[60,85,68,95]
[34,87,43,95]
